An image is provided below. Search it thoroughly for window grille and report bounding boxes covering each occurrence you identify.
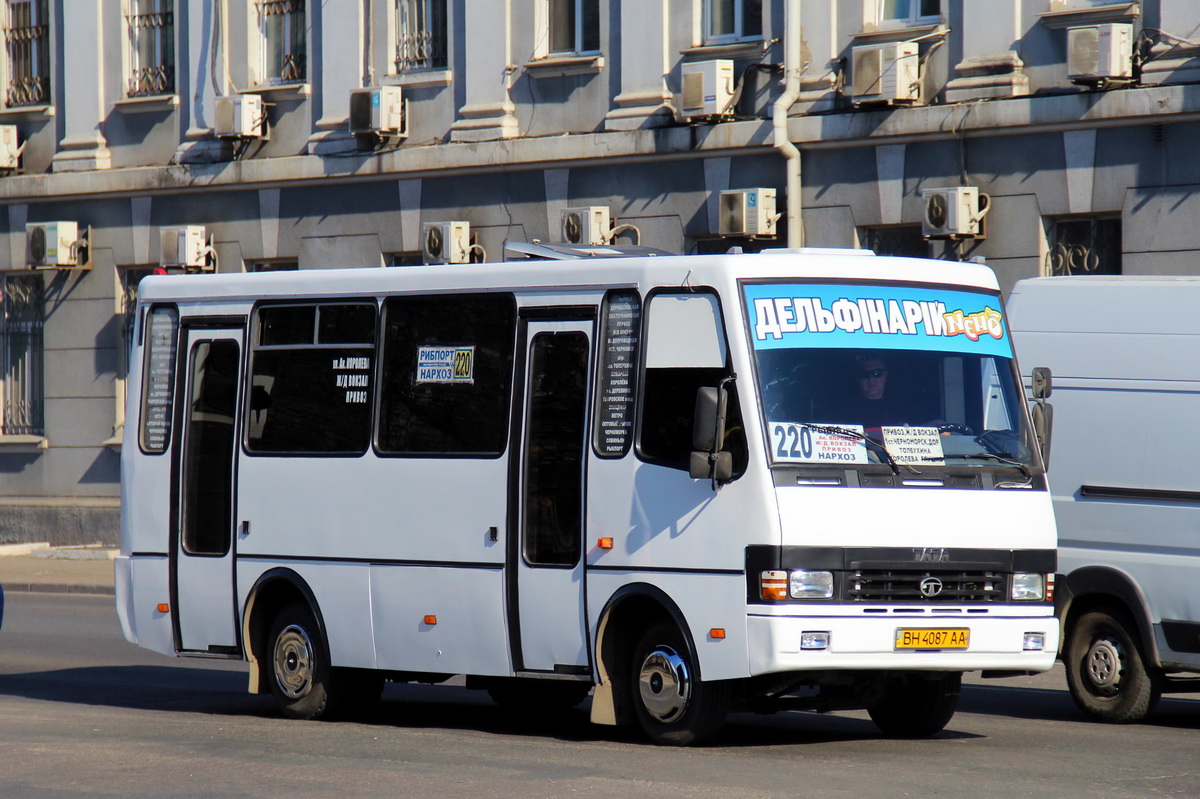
[394,0,447,72]
[862,225,929,259]
[126,0,174,97]
[5,0,49,107]
[257,0,306,84]
[1046,218,1122,276]
[2,274,44,436]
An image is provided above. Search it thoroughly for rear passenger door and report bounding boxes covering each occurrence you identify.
[174,325,243,654]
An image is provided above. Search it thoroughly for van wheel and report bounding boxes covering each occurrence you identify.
[629,622,729,746]
[868,672,961,737]
[1065,607,1162,723]
[267,601,381,719]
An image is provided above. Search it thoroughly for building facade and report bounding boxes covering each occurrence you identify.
[0,0,1194,543]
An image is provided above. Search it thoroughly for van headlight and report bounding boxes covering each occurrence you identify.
[790,570,834,599]
[1011,572,1045,601]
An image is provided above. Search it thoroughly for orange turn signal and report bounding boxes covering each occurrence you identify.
[156,603,170,613]
[423,615,438,625]
[597,537,614,550]
[760,570,788,601]
[709,628,726,640]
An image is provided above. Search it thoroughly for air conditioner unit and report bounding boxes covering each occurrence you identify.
[852,41,921,105]
[0,124,19,171]
[719,188,778,238]
[921,187,990,239]
[160,225,210,270]
[1068,23,1134,85]
[26,221,82,268]
[561,206,611,245]
[215,95,265,139]
[422,221,471,264]
[349,86,407,137]
[680,59,735,120]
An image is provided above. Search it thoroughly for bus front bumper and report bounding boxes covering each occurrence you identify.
[746,609,1059,675]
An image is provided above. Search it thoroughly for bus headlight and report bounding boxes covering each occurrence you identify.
[790,570,834,599]
[1011,572,1045,601]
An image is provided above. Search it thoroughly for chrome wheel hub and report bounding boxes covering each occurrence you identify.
[637,644,691,724]
[273,623,315,700]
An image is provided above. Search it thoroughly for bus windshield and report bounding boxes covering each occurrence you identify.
[743,282,1038,472]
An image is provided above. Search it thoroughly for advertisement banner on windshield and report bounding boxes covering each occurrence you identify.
[744,283,1012,359]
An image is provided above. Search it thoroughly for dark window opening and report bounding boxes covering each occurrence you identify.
[377,293,516,456]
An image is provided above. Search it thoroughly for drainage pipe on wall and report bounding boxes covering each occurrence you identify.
[772,0,803,248]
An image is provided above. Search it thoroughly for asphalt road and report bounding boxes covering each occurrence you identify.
[1,592,1198,798]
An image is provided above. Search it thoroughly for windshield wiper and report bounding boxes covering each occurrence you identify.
[937,452,1032,478]
[800,423,916,476]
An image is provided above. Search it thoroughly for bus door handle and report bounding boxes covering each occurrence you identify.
[239,521,251,538]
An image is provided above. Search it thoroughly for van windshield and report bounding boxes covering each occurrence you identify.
[743,282,1038,473]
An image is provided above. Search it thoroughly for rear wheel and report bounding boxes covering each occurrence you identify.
[629,621,729,746]
[267,601,381,720]
[1065,607,1162,723]
[868,672,961,737]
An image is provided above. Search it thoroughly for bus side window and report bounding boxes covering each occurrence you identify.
[246,302,376,455]
[638,292,746,475]
[377,293,517,456]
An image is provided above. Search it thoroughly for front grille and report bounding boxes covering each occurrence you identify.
[848,570,1004,603]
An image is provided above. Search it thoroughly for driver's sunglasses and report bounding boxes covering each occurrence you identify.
[859,368,887,379]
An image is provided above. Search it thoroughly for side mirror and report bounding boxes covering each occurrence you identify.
[1031,366,1052,400]
[1028,367,1053,467]
[691,386,726,452]
[1031,400,1053,468]
[690,383,733,487]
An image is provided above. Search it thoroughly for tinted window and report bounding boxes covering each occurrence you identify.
[246,303,376,455]
[182,339,238,556]
[378,294,516,456]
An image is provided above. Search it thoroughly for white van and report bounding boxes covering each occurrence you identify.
[1009,276,1200,722]
[116,248,1058,744]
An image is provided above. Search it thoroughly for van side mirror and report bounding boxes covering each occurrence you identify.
[1029,367,1053,466]
[690,382,733,488]
[1031,401,1053,468]
[1031,367,1052,400]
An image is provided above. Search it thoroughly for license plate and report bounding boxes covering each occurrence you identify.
[894,628,969,650]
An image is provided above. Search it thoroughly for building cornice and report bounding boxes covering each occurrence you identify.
[1,84,1198,203]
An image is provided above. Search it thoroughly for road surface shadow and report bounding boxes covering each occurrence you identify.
[960,682,1200,730]
[0,665,974,747]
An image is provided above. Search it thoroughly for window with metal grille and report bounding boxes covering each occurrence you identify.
[1046,217,1122,276]
[394,0,446,72]
[4,0,49,107]
[256,0,306,85]
[861,225,929,258]
[704,0,762,44]
[126,0,174,97]
[549,0,599,55]
[1,274,44,436]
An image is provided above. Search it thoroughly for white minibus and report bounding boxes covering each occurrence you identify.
[117,248,1057,745]
[1010,276,1200,722]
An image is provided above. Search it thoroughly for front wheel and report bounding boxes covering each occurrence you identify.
[868,672,961,737]
[629,621,729,746]
[1064,607,1162,723]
